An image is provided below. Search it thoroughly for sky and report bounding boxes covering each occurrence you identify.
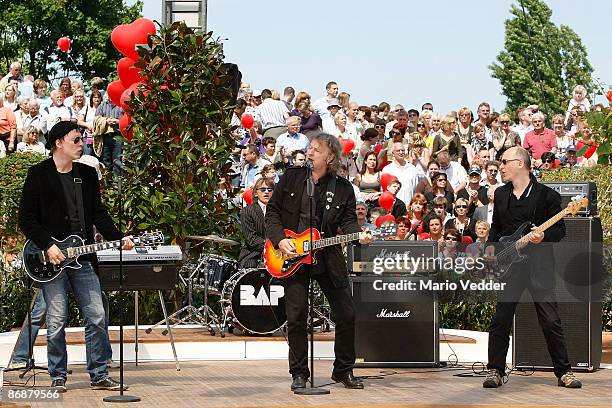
[135,0,612,114]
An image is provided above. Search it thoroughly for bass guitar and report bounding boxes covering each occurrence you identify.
[264,224,397,279]
[23,231,164,283]
[492,197,588,279]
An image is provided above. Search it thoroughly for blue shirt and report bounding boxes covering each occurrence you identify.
[276,131,309,154]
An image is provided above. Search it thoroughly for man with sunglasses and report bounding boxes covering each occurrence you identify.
[19,121,134,392]
[483,146,581,389]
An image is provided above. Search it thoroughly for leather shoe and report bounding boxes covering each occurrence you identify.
[331,371,364,389]
[291,375,307,391]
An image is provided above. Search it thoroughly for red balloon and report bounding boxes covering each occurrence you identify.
[118,113,133,141]
[57,37,71,52]
[107,80,126,107]
[242,189,253,205]
[584,144,597,159]
[380,173,397,192]
[375,216,384,228]
[111,18,156,60]
[379,191,395,211]
[381,214,396,224]
[117,57,145,87]
[340,138,355,156]
[119,82,143,111]
[553,159,560,168]
[373,144,383,155]
[241,114,254,129]
[607,90,612,103]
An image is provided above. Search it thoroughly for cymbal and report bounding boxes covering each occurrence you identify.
[186,235,239,245]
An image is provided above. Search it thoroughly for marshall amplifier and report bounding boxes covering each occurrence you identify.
[351,275,439,367]
[543,182,597,216]
[348,241,438,275]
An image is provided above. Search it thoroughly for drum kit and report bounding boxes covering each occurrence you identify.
[151,234,331,337]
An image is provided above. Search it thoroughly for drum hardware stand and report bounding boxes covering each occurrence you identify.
[146,255,224,337]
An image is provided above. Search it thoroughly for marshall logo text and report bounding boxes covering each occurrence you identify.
[376,308,411,318]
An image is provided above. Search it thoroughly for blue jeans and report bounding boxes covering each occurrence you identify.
[102,133,122,176]
[42,261,110,382]
[12,290,112,364]
[12,290,46,363]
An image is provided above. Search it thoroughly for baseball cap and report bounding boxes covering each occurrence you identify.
[468,166,482,175]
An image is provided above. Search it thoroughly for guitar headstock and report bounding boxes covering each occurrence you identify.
[564,197,588,216]
[136,230,165,246]
[371,223,398,239]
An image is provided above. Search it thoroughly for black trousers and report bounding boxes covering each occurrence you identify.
[487,267,571,378]
[283,268,355,378]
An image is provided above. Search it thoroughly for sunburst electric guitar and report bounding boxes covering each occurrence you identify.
[264,224,397,279]
[493,197,588,279]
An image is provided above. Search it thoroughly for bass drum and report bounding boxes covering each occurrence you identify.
[223,268,286,335]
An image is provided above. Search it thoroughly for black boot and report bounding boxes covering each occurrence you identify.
[331,371,364,389]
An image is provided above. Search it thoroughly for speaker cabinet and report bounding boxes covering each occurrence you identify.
[351,275,439,367]
[513,217,604,371]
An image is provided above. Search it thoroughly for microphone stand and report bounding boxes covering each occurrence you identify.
[104,159,140,403]
[294,161,330,395]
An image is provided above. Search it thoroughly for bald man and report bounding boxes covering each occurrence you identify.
[483,147,581,389]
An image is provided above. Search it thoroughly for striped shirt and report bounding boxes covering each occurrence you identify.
[255,99,288,130]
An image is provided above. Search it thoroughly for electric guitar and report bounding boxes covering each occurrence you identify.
[264,224,397,279]
[23,231,164,283]
[492,197,588,279]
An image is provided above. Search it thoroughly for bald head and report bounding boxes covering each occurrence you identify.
[506,147,531,170]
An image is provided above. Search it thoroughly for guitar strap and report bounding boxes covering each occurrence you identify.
[319,175,337,236]
[72,164,86,238]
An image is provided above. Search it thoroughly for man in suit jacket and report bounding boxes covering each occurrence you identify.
[483,147,581,389]
[19,121,133,393]
[468,185,497,235]
[238,178,274,268]
[266,133,371,391]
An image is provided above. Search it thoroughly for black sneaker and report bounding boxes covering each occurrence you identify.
[91,377,129,391]
[51,378,67,393]
[483,369,503,388]
[558,371,582,388]
[291,375,307,391]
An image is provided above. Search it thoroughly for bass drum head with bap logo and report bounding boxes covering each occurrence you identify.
[226,268,286,335]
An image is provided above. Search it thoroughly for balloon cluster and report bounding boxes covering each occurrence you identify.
[106,18,157,141]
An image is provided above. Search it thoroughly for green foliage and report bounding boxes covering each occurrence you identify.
[491,0,593,121]
[580,107,612,166]
[441,301,496,332]
[104,21,240,248]
[0,153,47,239]
[0,266,29,332]
[0,0,142,80]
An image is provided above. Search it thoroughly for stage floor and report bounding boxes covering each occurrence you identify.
[2,359,612,408]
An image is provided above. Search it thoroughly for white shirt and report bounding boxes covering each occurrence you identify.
[487,204,494,225]
[441,161,468,191]
[255,99,288,130]
[313,96,334,120]
[45,105,74,130]
[22,114,47,137]
[16,141,46,155]
[258,200,267,216]
[381,160,418,204]
[322,116,336,134]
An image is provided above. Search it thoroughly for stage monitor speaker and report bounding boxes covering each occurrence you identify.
[513,217,604,372]
[351,275,439,367]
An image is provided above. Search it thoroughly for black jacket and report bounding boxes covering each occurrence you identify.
[18,158,122,271]
[488,176,565,290]
[238,202,266,268]
[265,167,361,288]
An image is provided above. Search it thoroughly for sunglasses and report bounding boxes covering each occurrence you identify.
[375,125,385,129]
[456,205,468,209]
[544,159,554,163]
[445,237,459,242]
[71,136,84,144]
[501,158,521,165]
[417,124,426,128]
[391,131,401,136]
[258,187,274,192]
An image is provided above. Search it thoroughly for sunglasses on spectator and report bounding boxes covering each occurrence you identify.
[258,187,274,192]
[445,236,459,241]
[456,205,468,209]
[375,125,385,129]
[391,131,401,136]
[417,124,425,128]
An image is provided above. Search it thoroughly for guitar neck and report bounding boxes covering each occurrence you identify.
[70,238,126,257]
[312,232,362,250]
[515,209,566,250]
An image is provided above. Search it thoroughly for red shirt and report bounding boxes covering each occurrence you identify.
[523,128,557,160]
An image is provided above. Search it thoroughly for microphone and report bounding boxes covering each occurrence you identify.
[306,160,314,197]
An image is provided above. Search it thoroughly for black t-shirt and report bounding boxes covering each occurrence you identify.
[57,170,83,235]
[504,181,537,236]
